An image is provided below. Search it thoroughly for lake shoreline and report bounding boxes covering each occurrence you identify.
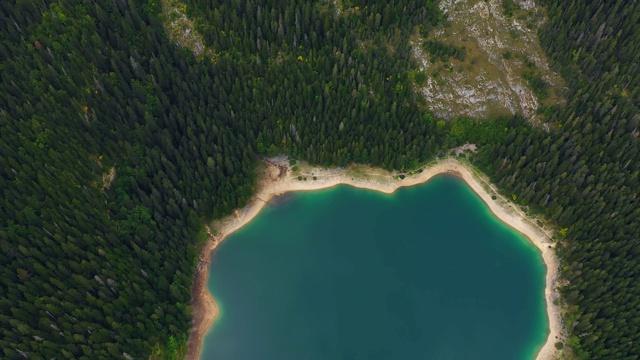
[186,157,563,360]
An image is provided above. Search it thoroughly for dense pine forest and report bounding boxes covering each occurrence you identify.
[0,0,638,359]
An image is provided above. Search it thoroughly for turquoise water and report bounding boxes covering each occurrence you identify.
[200,175,548,360]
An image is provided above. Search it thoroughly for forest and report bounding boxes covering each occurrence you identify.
[0,0,638,359]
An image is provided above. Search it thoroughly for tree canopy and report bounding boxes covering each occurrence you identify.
[1,0,639,359]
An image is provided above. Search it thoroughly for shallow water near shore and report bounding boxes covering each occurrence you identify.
[200,175,547,360]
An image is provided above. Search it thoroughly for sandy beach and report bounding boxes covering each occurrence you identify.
[186,156,564,360]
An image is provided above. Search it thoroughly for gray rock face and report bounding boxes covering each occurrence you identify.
[412,0,564,121]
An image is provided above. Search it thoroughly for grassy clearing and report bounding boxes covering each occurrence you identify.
[159,0,216,60]
[411,0,565,122]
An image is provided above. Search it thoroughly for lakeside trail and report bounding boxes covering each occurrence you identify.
[186,157,564,360]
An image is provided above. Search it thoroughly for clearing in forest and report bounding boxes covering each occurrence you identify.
[411,0,565,122]
[159,0,215,59]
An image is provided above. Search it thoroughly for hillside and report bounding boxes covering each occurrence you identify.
[411,0,565,123]
[1,0,639,359]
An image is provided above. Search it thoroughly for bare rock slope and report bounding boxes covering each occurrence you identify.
[413,0,564,121]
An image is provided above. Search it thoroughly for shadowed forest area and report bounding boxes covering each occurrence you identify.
[0,0,638,359]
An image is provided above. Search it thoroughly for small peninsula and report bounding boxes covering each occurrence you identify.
[186,156,563,360]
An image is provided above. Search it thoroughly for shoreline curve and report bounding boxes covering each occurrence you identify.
[186,157,563,360]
